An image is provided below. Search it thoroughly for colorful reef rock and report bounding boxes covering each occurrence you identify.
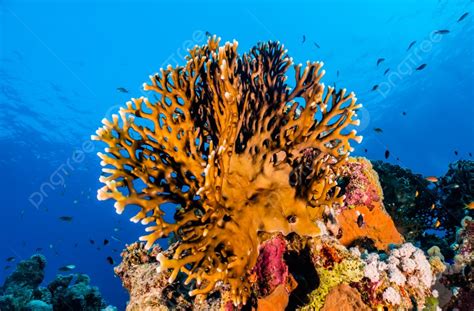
[93,36,473,310]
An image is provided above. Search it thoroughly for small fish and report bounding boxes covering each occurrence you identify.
[103,239,109,246]
[415,190,419,198]
[89,239,95,245]
[313,41,320,48]
[6,257,15,262]
[205,31,211,37]
[465,202,474,210]
[434,30,450,35]
[58,264,76,272]
[434,220,441,228]
[376,58,385,66]
[384,68,390,75]
[416,64,427,71]
[454,150,459,156]
[425,176,439,183]
[469,152,472,157]
[113,227,120,232]
[59,216,73,222]
[357,214,364,227]
[384,149,390,159]
[445,183,460,190]
[4,265,11,270]
[35,248,43,252]
[336,70,339,77]
[374,127,383,133]
[111,235,123,243]
[364,148,368,153]
[117,87,129,93]
[431,204,436,210]
[302,35,306,43]
[73,200,78,204]
[371,84,379,91]
[457,12,469,23]
[406,40,416,51]
[402,111,407,116]
[106,256,115,265]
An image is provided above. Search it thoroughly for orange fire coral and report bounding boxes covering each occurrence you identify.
[92,36,362,305]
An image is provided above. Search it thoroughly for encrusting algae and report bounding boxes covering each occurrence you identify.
[92,36,362,305]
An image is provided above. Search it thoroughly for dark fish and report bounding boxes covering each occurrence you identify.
[59,216,73,222]
[384,68,390,75]
[374,128,383,133]
[416,64,427,71]
[103,239,109,246]
[376,58,385,66]
[371,84,379,91]
[117,87,128,93]
[406,40,416,51]
[364,148,368,153]
[89,239,95,245]
[434,30,450,35]
[336,70,339,77]
[357,214,364,227]
[402,111,407,116]
[4,265,11,270]
[313,41,320,48]
[58,264,76,271]
[106,256,114,265]
[74,243,78,248]
[469,152,472,157]
[6,257,15,262]
[35,248,43,252]
[396,157,400,161]
[454,150,459,156]
[302,35,306,43]
[205,31,211,37]
[457,12,469,22]
[385,149,390,159]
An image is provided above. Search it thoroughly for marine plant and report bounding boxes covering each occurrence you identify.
[93,36,362,304]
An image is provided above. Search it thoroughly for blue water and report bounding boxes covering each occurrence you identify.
[0,0,473,308]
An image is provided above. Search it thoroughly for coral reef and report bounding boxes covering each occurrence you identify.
[0,254,115,311]
[336,158,404,250]
[435,216,474,310]
[373,160,473,259]
[93,36,362,304]
[93,33,473,310]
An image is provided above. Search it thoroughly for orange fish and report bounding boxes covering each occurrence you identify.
[466,202,474,210]
[434,220,441,228]
[415,191,419,197]
[431,204,436,210]
[425,176,438,183]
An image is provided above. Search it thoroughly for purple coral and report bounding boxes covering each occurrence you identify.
[253,235,289,296]
[344,161,381,210]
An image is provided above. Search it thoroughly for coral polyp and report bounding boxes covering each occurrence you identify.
[93,36,362,304]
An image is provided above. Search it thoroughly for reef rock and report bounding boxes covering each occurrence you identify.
[321,284,370,311]
[0,254,114,311]
[337,158,404,250]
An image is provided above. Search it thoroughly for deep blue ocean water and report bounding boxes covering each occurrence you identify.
[0,0,472,309]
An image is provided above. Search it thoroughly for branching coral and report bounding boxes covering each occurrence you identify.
[92,36,362,304]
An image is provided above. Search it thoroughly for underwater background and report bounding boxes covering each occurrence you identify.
[0,0,473,309]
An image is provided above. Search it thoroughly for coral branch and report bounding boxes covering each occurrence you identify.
[93,36,361,304]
